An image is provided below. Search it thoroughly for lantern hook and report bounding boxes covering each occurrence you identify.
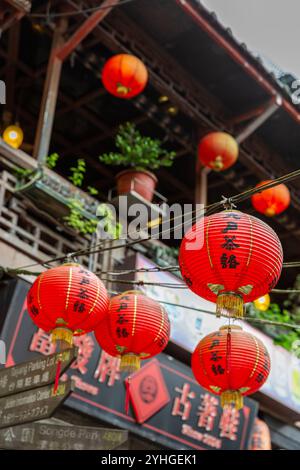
[221,196,237,211]
[64,252,78,264]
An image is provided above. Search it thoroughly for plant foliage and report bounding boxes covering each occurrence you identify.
[99,122,176,171]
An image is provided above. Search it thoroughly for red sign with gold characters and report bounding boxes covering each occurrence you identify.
[0,278,258,450]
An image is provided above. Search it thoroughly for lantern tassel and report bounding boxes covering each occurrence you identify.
[120,354,140,373]
[221,390,243,410]
[51,328,73,396]
[125,377,131,415]
[116,84,131,96]
[53,355,62,395]
[216,292,244,318]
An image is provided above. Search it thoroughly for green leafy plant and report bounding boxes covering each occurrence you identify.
[65,162,122,238]
[46,152,60,169]
[246,301,300,352]
[13,153,122,238]
[99,122,176,171]
[69,158,86,187]
[64,199,99,235]
[13,152,60,180]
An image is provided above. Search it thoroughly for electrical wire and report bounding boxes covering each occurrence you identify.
[7,166,300,272]
[108,290,300,331]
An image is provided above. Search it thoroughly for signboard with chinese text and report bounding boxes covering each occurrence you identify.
[0,278,257,450]
[0,348,77,397]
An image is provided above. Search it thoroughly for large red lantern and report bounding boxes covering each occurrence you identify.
[251,180,290,216]
[102,54,148,99]
[27,264,109,346]
[192,325,271,409]
[179,210,283,318]
[198,132,238,171]
[94,291,170,372]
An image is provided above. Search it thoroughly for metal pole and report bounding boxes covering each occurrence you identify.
[236,96,282,144]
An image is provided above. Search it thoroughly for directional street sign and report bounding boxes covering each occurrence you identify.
[0,381,73,429]
[0,348,77,398]
[0,421,128,450]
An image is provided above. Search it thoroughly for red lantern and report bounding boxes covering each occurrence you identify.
[27,264,109,346]
[251,180,290,216]
[94,291,170,372]
[102,54,148,99]
[198,132,238,171]
[179,210,283,318]
[192,325,271,409]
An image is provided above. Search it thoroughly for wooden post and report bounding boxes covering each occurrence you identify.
[33,19,67,163]
[33,0,120,164]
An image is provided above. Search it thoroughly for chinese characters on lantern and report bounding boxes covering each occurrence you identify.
[73,267,91,314]
[220,212,241,270]
[116,295,130,340]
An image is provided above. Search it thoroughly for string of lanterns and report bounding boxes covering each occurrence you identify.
[26,208,283,411]
[20,52,291,413]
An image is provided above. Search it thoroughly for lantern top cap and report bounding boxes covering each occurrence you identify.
[61,262,81,267]
[219,325,243,331]
[120,290,144,296]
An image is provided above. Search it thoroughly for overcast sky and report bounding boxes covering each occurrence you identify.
[201,0,300,77]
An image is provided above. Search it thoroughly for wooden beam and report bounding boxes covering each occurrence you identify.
[56,0,120,61]
[33,0,119,163]
[33,20,67,162]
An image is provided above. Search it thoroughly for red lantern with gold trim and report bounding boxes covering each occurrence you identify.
[198,132,238,171]
[27,264,109,347]
[94,291,170,372]
[192,325,271,409]
[179,210,283,318]
[251,180,290,217]
[102,54,148,99]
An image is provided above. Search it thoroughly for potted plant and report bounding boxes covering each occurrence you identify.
[99,122,176,202]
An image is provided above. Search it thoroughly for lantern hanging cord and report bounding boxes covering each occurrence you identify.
[30,0,141,18]
[108,290,300,331]
[9,166,300,271]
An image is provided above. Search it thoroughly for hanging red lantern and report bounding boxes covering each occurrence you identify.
[198,132,238,171]
[102,54,148,99]
[251,180,290,216]
[192,325,271,409]
[94,291,170,373]
[179,210,283,318]
[27,264,109,346]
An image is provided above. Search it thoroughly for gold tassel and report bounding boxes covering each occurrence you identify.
[216,292,244,318]
[221,390,243,410]
[51,327,73,347]
[116,84,131,96]
[120,354,140,373]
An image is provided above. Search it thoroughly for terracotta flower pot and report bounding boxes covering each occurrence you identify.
[116,169,158,202]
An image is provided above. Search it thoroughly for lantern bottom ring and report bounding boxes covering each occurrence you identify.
[51,327,73,347]
[216,292,244,318]
[120,353,141,374]
[220,390,243,410]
